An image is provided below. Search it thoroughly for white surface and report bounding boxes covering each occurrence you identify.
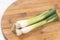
[0,0,16,40]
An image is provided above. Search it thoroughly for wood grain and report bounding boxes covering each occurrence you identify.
[2,0,60,40]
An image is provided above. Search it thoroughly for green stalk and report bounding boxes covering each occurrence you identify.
[27,8,56,26]
[16,13,58,36]
[13,8,56,29]
[31,14,58,29]
[17,14,58,35]
[12,8,57,30]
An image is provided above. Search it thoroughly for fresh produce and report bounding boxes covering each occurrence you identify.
[13,8,56,29]
[16,14,58,36]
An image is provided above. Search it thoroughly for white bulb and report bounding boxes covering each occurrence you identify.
[15,20,28,28]
[21,26,33,33]
[15,28,23,36]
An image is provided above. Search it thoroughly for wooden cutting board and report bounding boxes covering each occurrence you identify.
[2,0,60,40]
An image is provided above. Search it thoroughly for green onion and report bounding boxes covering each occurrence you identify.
[16,14,58,36]
[14,8,56,29]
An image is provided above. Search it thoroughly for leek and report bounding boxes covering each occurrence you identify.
[14,8,56,29]
[16,14,58,36]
